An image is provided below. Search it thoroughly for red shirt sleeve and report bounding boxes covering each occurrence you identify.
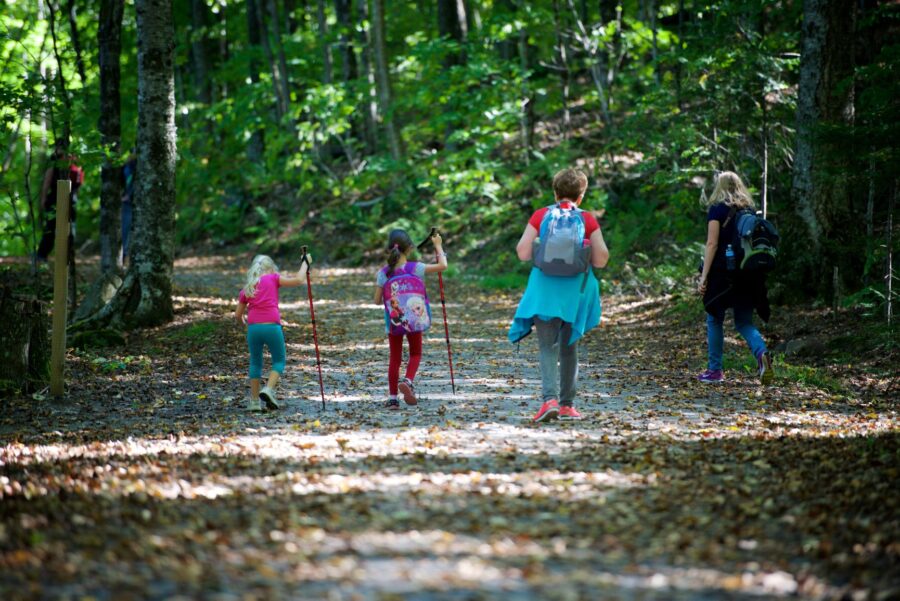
[581,211,600,238]
[239,289,247,304]
[528,207,548,231]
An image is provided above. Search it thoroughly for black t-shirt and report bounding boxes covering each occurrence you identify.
[707,203,737,272]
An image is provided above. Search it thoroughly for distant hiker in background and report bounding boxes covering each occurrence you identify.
[374,229,447,410]
[120,148,137,262]
[509,168,609,423]
[696,171,774,384]
[35,146,84,262]
[235,254,311,412]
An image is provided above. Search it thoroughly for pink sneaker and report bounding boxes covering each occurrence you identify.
[532,399,560,423]
[558,406,583,420]
[398,378,418,405]
[696,369,724,383]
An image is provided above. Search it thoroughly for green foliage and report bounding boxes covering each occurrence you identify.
[1,0,893,307]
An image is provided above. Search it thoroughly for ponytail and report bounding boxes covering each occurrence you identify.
[385,229,413,277]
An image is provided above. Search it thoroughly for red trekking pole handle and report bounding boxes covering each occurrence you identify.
[417,228,457,394]
[300,245,326,410]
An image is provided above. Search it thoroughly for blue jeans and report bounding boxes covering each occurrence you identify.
[535,318,578,406]
[247,324,286,379]
[706,308,767,371]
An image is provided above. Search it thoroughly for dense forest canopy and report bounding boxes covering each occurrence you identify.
[1,0,897,308]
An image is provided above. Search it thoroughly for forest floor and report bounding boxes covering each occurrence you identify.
[1,254,898,600]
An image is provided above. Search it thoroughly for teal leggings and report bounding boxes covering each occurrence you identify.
[247,324,286,379]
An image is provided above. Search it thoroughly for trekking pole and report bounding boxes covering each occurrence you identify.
[417,227,456,394]
[300,246,326,410]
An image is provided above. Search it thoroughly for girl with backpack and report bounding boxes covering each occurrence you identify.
[697,171,774,384]
[235,254,311,411]
[374,229,448,409]
[509,168,610,423]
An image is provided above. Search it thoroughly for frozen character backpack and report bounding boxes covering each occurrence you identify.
[532,203,592,277]
[381,262,432,335]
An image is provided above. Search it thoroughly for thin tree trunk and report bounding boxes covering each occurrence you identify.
[246,0,266,161]
[98,0,124,275]
[268,0,293,121]
[357,0,378,154]
[886,183,894,324]
[650,0,659,85]
[567,0,612,128]
[256,0,286,119]
[317,0,333,84]
[553,0,570,139]
[675,0,684,109]
[865,159,875,283]
[218,7,229,98]
[65,0,87,87]
[78,0,177,330]
[46,0,72,147]
[371,0,402,159]
[518,8,535,160]
[190,0,212,104]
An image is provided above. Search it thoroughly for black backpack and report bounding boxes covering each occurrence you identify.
[726,208,779,272]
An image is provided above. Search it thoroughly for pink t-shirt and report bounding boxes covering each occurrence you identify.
[239,273,281,324]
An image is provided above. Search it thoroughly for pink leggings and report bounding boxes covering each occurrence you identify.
[388,332,423,395]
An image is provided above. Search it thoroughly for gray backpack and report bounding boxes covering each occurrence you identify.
[532,203,592,276]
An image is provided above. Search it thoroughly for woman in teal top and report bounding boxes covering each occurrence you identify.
[508,168,610,423]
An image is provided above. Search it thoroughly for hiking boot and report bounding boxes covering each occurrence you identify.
[757,352,774,385]
[696,369,724,383]
[558,405,583,421]
[398,378,418,406]
[247,397,263,412]
[259,386,279,410]
[384,398,400,410]
[532,399,560,423]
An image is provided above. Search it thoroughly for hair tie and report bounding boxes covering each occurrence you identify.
[392,244,399,250]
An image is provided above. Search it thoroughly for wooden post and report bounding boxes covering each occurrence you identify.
[50,179,71,398]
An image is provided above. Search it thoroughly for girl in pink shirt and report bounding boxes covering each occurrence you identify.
[235,254,310,411]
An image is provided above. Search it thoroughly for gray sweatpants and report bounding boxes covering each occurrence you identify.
[534,317,578,406]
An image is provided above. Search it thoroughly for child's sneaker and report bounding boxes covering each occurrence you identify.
[696,369,724,383]
[398,378,418,406]
[247,397,263,412]
[757,352,774,385]
[259,386,279,410]
[384,398,400,410]
[532,399,560,423]
[558,405,583,420]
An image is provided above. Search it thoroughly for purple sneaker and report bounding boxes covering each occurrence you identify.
[696,369,724,383]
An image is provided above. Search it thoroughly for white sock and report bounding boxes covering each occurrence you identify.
[390,395,398,401]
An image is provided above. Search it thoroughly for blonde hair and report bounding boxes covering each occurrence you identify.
[703,171,755,209]
[243,255,278,298]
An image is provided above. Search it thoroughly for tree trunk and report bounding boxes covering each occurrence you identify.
[65,0,87,87]
[437,0,467,65]
[267,0,294,121]
[553,0,571,139]
[98,0,124,275]
[78,0,177,330]
[0,290,50,394]
[357,0,378,154]
[370,0,402,159]
[246,0,266,160]
[190,0,213,104]
[518,5,535,160]
[317,0,334,84]
[791,0,856,293]
[649,0,659,85]
[46,0,72,148]
[256,0,286,119]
